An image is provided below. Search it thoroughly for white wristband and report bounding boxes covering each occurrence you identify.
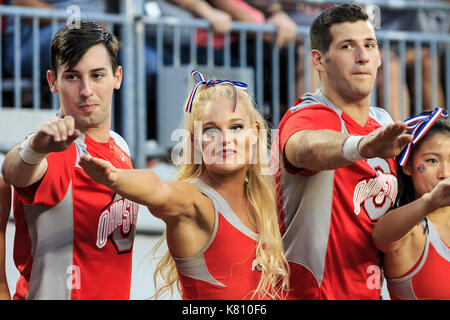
[342,135,365,162]
[19,135,49,166]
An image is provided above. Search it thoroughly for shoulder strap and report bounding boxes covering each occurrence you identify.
[193,179,258,241]
[426,219,450,261]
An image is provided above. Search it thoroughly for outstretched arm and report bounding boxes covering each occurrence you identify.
[373,176,450,253]
[1,116,80,188]
[78,156,200,221]
[285,121,412,172]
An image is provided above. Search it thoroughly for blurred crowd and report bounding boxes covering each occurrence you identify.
[2,0,449,137]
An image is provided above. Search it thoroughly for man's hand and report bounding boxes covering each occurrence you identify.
[358,121,413,160]
[31,115,81,154]
[1,115,81,187]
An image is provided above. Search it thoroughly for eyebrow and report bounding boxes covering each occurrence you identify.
[422,152,441,157]
[62,67,108,74]
[202,118,244,127]
[338,37,377,44]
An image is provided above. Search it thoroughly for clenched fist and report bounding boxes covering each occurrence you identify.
[30,115,81,154]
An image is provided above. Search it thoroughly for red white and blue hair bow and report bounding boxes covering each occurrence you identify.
[185,70,248,113]
[398,107,448,166]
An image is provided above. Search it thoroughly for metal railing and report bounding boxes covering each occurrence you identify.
[281,0,450,10]
[0,2,136,153]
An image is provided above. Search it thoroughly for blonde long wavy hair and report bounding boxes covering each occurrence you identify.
[152,83,289,299]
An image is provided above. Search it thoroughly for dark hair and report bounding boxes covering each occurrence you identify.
[50,21,119,77]
[395,114,450,207]
[310,3,370,53]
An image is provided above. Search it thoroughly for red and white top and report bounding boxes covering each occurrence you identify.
[387,219,450,300]
[12,131,139,300]
[272,90,397,299]
[174,179,262,300]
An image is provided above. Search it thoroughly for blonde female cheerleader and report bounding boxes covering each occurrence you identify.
[79,70,289,300]
[373,108,450,299]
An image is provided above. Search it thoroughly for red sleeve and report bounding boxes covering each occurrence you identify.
[277,104,342,175]
[15,144,76,207]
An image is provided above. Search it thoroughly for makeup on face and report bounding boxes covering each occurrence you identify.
[417,163,426,174]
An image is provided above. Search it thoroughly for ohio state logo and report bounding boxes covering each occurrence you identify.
[96,194,139,253]
[352,158,398,221]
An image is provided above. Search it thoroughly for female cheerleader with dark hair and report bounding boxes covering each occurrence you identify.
[373,108,450,300]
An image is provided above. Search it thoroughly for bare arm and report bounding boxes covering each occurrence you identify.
[12,0,55,26]
[212,0,296,47]
[0,176,11,300]
[373,176,450,253]
[168,0,232,33]
[1,116,80,188]
[210,0,264,24]
[264,3,297,48]
[12,0,54,9]
[80,152,216,260]
[78,156,201,223]
[285,122,412,171]
[1,142,48,188]
[285,129,351,171]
